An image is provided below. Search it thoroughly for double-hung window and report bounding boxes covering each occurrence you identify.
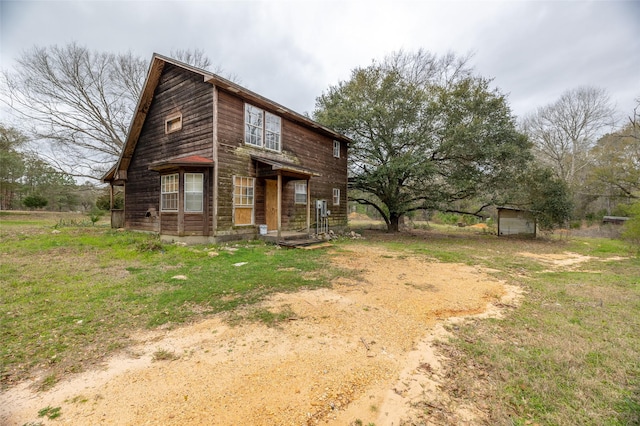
[333,140,340,158]
[184,173,203,212]
[265,112,281,151]
[333,188,340,206]
[233,176,255,225]
[161,174,179,211]
[244,103,281,151]
[294,181,307,204]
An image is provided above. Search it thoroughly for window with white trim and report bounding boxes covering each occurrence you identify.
[333,188,340,206]
[265,112,281,151]
[244,104,263,147]
[233,176,255,225]
[244,103,281,151]
[333,140,340,158]
[161,174,179,211]
[184,173,204,212]
[294,181,307,204]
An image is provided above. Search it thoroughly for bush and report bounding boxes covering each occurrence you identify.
[23,194,48,209]
[621,202,640,247]
[96,193,124,211]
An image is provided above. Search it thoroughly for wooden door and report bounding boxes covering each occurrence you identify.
[265,180,278,231]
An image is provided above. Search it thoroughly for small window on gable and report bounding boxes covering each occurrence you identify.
[165,113,182,134]
[333,140,340,158]
[294,181,307,204]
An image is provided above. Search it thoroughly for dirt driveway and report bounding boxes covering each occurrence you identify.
[2,244,519,425]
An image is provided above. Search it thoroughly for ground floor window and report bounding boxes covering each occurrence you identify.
[233,176,255,225]
[184,173,204,212]
[294,181,307,204]
[161,174,178,211]
[333,188,340,206]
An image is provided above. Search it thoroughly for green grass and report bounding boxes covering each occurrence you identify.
[2,213,639,425]
[0,213,339,388]
[358,228,639,426]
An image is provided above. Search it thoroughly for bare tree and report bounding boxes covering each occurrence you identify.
[1,44,222,180]
[522,86,616,188]
[1,43,147,179]
[170,48,212,70]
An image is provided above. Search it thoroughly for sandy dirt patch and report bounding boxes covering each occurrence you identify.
[1,244,518,426]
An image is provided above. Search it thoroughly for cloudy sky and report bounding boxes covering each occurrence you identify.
[1,0,639,123]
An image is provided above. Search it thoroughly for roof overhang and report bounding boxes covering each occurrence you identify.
[149,155,215,172]
[252,155,321,179]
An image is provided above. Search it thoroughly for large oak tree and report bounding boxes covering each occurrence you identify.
[314,50,531,231]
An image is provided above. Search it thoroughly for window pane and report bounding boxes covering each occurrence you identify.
[245,104,263,147]
[333,188,340,205]
[161,174,179,211]
[185,173,203,212]
[185,193,202,212]
[333,140,340,158]
[265,113,281,151]
[294,181,307,204]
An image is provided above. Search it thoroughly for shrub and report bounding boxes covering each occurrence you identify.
[621,202,640,248]
[23,194,48,209]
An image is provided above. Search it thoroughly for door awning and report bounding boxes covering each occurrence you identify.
[252,155,321,179]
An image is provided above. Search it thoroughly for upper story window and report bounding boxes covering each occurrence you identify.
[265,112,281,151]
[165,113,182,134]
[244,103,281,152]
[333,140,340,158]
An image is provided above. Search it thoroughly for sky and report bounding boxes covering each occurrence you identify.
[1,0,639,124]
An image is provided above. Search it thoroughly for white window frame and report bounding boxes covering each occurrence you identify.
[165,113,182,134]
[161,174,179,211]
[184,173,204,213]
[333,188,340,206]
[244,104,263,147]
[233,176,255,225]
[294,181,307,204]
[333,140,340,158]
[264,112,281,152]
[244,103,281,152]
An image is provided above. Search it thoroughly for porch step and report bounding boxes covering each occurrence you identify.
[278,239,333,249]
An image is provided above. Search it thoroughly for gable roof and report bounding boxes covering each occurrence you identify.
[104,53,351,183]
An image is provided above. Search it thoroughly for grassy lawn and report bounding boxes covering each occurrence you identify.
[1,211,639,425]
[0,212,338,390]
[352,227,640,425]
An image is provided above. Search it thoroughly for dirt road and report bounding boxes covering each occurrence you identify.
[2,244,519,425]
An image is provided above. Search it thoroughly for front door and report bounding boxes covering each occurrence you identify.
[265,179,278,231]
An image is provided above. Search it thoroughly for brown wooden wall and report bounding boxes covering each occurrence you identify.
[125,64,214,235]
[215,89,348,233]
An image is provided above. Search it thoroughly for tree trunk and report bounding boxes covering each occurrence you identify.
[387,214,401,232]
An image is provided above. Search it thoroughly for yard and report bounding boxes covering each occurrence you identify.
[1,212,638,425]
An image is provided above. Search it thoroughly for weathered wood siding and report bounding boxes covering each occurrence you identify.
[125,64,213,235]
[214,89,348,235]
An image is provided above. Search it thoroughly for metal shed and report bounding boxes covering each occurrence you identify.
[497,207,536,237]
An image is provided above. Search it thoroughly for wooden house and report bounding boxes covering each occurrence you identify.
[104,54,350,244]
[497,207,536,237]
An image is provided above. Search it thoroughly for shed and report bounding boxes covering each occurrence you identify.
[602,216,629,225]
[497,207,536,237]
